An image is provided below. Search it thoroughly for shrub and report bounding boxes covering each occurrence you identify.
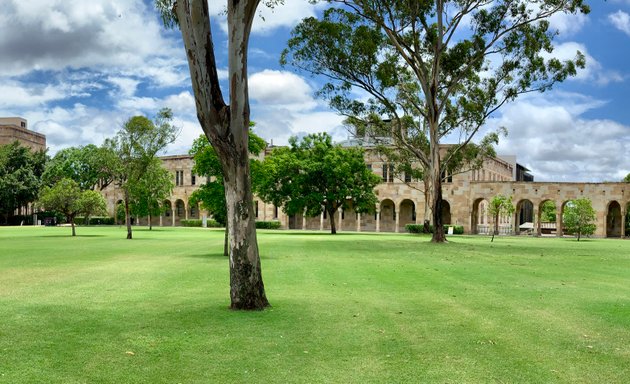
[256,220,282,229]
[75,217,115,225]
[406,224,463,235]
[181,219,203,227]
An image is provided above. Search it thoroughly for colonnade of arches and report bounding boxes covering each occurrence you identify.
[471,197,630,238]
[115,198,201,227]
[294,198,452,233]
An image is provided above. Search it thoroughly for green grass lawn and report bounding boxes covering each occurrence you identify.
[0,226,628,383]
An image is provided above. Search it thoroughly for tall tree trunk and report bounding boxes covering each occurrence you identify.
[149,212,153,230]
[430,130,446,243]
[175,0,268,309]
[124,190,132,239]
[71,216,76,237]
[223,159,269,309]
[328,207,337,235]
[423,175,432,233]
[224,227,229,256]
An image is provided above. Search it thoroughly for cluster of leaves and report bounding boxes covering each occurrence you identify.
[37,178,108,236]
[488,194,515,242]
[0,142,47,224]
[257,133,380,234]
[406,224,463,235]
[563,198,596,241]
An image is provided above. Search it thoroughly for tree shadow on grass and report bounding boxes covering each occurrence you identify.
[186,252,228,260]
[42,234,107,238]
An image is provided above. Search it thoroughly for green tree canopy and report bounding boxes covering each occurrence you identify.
[128,158,174,230]
[258,133,381,234]
[0,141,47,224]
[104,108,178,239]
[283,1,588,242]
[42,144,114,191]
[563,198,596,241]
[38,178,107,236]
[488,194,515,242]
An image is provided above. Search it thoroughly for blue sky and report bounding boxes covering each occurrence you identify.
[0,0,629,182]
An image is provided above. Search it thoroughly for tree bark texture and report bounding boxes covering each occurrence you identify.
[328,208,337,235]
[175,0,268,309]
[124,191,133,239]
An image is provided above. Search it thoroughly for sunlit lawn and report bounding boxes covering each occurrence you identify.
[0,225,628,383]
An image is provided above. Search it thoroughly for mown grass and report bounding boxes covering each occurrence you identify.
[0,226,628,383]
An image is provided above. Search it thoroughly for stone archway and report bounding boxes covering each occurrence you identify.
[175,199,185,225]
[379,199,396,232]
[515,199,534,234]
[399,199,416,231]
[607,201,622,238]
[537,199,557,236]
[441,200,451,225]
[471,198,490,234]
[163,200,173,226]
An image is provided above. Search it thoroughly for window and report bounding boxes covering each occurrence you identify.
[274,205,278,219]
[404,172,412,183]
[175,170,184,186]
[20,121,26,128]
[255,201,259,218]
[341,209,345,220]
[441,170,452,183]
[367,163,372,171]
[191,172,196,186]
[190,206,196,217]
[382,163,394,182]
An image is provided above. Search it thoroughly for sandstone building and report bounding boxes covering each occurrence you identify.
[0,117,46,152]
[100,140,629,238]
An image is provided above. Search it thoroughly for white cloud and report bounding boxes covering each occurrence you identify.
[487,93,630,182]
[211,0,326,35]
[609,10,630,36]
[249,70,317,111]
[548,11,589,37]
[0,0,187,88]
[549,42,624,86]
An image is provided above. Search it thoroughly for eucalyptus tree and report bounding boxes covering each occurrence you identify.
[155,0,276,309]
[104,108,178,240]
[128,158,174,231]
[284,0,588,242]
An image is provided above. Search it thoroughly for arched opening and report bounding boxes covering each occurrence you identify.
[537,200,557,236]
[379,199,396,232]
[188,199,199,219]
[163,200,173,226]
[115,200,125,225]
[399,199,416,231]
[471,198,490,234]
[441,200,451,225]
[515,199,534,234]
[626,202,630,238]
[607,201,622,238]
[175,199,185,226]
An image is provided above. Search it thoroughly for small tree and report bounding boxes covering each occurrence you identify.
[128,158,174,230]
[79,190,108,226]
[38,178,107,236]
[104,108,178,239]
[258,133,381,234]
[563,198,596,241]
[540,200,557,222]
[488,195,515,242]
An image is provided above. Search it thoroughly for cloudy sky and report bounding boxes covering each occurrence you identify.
[0,0,629,182]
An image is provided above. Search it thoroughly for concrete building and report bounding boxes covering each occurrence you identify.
[100,139,630,238]
[0,117,46,152]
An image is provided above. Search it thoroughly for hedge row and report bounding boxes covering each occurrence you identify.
[74,217,116,225]
[405,224,464,235]
[255,220,282,229]
[180,219,222,227]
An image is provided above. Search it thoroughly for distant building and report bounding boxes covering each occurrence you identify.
[0,117,46,152]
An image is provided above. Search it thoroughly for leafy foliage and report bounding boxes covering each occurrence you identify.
[104,108,178,238]
[283,0,588,242]
[258,133,380,234]
[255,221,282,230]
[37,178,107,236]
[0,142,47,224]
[563,198,596,241]
[128,158,174,230]
[488,194,515,241]
[540,200,557,222]
[42,145,113,191]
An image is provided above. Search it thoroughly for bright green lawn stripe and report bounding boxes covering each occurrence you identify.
[1,227,629,383]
